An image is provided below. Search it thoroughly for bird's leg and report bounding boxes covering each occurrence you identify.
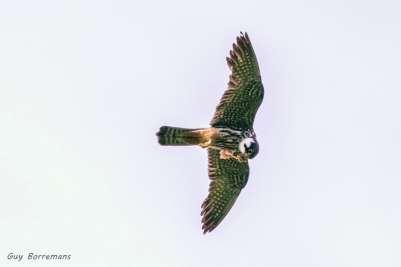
[195,128,218,148]
[233,153,248,162]
[219,149,234,160]
[199,139,212,148]
[220,149,247,162]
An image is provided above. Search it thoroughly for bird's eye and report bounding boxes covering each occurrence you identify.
[247,142,259,159]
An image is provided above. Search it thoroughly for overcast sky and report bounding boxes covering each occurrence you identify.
[1,0,401,266]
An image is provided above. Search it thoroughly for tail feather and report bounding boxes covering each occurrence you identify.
[156,126,204,146]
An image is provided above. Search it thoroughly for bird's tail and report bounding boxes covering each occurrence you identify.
[156,126,207,146]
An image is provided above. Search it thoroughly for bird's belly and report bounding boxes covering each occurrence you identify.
[212,129,242,150]
[192,128,220,148]
[194,127,242,151]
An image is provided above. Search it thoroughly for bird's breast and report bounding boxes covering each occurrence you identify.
[212,127,244,150]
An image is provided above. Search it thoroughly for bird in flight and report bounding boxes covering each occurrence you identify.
[156,32,264,234]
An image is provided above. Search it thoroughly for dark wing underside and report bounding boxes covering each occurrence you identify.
[210,32,264,130]
[201,148,249,233]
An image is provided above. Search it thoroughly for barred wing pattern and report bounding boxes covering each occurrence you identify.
[211,32,264,130]
[201,148,249,233]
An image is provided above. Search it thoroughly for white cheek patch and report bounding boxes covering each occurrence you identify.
[244,138,253,147]
[239,138,254,153]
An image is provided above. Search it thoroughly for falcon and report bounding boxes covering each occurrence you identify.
[156,32,264,234]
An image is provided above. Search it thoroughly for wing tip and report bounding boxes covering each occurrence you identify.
[239,31,251,43]
[226,31,254,69]
[202,221,217,234]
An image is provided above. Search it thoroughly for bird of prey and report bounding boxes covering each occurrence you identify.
[156,32,264,234]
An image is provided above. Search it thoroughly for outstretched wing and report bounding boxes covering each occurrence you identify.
[201,148,249,233]
[210,32,264,130]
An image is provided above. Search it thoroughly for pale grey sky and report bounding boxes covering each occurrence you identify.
[1,0,401,266]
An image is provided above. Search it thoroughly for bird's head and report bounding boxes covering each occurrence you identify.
[239,137,259,159]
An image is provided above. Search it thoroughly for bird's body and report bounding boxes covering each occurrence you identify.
[158,126,257,161]
[156,32,264,233]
